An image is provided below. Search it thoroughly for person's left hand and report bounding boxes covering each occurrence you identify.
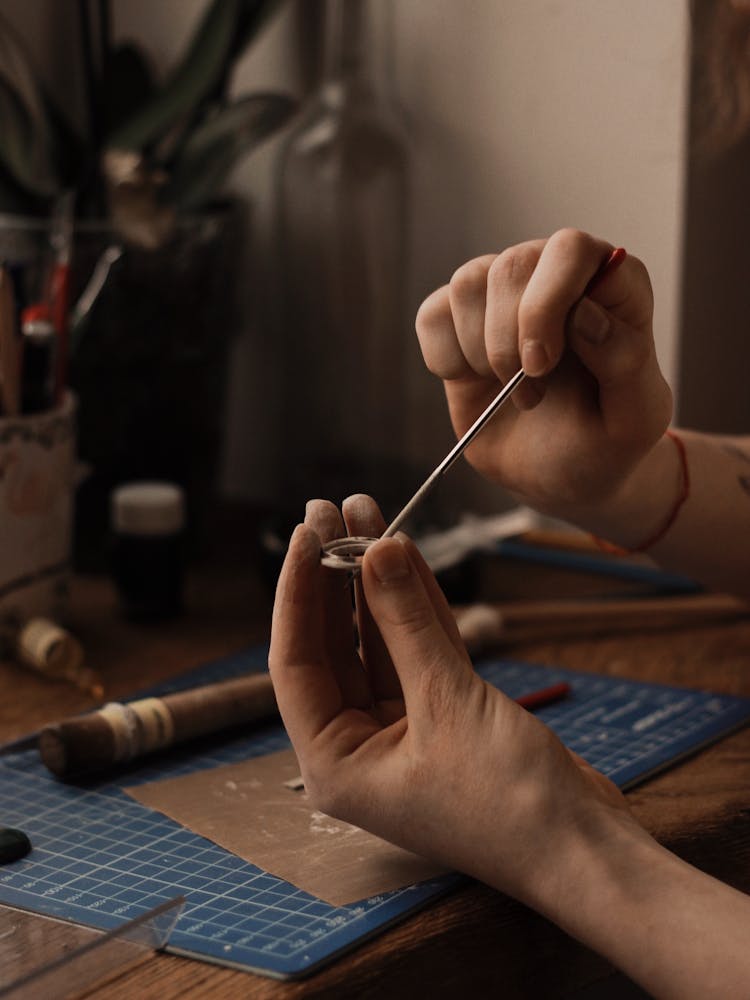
[269,495,637,910]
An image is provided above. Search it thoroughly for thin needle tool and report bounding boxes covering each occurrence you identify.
[381,246,627,538]
[382,367,526,537]
[319,247,626,569]
[320,370,525,568]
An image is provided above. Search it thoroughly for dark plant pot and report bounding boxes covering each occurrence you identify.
[66,206,244,570]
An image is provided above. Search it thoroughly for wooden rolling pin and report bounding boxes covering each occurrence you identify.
[454,592,750,654]
[39,672,278,779]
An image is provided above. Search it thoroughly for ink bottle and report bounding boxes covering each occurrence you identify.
[110,481,185,621]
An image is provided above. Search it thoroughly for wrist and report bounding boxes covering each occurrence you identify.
[531,814,750,998]
[518,798,658,929]
[568,433,684,551]
[533,807,658,929]
[592,432,689,554]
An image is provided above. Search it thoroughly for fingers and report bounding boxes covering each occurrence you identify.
[514,229,613,377]
[399,534,469,659]
[341,492,386,537]
[304,499,371,708]
[268,524,344,747]
[415,232,615,412]
[567,253,671,446]
[447,255,497,377]
[416,250,541,412]
[483,240,546,409]
[415,285,474,381]
[361,535,475,728]
[416,229,668,460]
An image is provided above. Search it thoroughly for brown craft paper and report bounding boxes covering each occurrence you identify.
[125,748,446,907]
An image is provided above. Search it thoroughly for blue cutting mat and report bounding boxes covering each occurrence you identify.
[1,648,749,980]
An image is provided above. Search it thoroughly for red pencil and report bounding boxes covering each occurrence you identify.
[514,681,571,711]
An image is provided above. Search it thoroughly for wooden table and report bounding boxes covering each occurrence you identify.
[3,550,750,999]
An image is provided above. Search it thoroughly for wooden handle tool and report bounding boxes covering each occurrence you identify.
[39,672,278,779]
[454,593,750,653]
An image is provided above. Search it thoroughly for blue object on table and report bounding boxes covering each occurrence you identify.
[497,538,701,593]
[1,648,748,980]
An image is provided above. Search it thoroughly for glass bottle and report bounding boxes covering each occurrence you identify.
[276,0,411,519]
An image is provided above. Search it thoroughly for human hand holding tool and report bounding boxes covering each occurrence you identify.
[414,232,671,535]
[321,244,626,568]
[272,495,632,903]
[270,494,750,999]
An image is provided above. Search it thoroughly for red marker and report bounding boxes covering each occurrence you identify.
[514,681,571,711]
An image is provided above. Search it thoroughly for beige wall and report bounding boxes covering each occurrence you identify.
[232,0,689,508]
[390,0,690,512]
[4,0,692,513]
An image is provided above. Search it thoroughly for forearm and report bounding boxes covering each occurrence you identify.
[566,430,750,599]
[527,818,750,999]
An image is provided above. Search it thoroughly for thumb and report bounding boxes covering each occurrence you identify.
[361,536,474,711]
[568,297,672,444]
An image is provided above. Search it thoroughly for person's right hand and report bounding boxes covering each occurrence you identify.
[415,229,673,525]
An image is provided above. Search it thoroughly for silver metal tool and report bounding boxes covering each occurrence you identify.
[320,367,526,568]
[382,367,526,537]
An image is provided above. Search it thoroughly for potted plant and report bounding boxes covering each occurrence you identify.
[0,0,297,567]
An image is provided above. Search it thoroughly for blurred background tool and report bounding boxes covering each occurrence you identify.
[14,617,103,698]
[454,592,750,654]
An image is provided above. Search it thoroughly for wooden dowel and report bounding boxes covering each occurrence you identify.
[454,593,750,653]
[39,672,278,779]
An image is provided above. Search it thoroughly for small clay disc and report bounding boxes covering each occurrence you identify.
[320,536,378,570]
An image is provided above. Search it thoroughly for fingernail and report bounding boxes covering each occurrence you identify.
[520,340,548,377]
[304,499,325,520]
[572,298,610,345]
[368,538,411,583]
[342,493,373,519]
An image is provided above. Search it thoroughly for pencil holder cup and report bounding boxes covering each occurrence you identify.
[0,393,77,634]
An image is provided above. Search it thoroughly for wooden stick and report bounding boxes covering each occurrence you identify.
[39,672,278,779]
[454,593,750,653]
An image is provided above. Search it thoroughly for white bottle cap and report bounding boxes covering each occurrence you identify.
[111,481,186,536]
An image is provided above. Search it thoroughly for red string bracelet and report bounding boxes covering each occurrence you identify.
[592,430,690,555]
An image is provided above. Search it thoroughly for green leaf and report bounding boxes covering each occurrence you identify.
[101,42,157,136]
[0,13,62,196]
[107,0,244,152]
[232,0,282,59]
[0,76,58,198]
[166,92,296,211]
[210,0,282,98]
